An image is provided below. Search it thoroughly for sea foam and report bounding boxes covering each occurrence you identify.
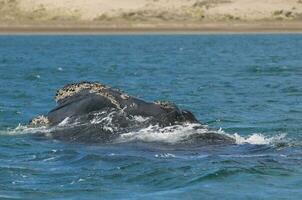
[1,115,288,146]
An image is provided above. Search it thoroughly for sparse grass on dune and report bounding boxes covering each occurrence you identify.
[1,0,302,27]
[0,0,81,23]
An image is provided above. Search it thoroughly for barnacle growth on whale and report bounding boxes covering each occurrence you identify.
[29,81,235,145]
[29,115,49,126]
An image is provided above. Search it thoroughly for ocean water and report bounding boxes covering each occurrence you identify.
[0,34,302,199]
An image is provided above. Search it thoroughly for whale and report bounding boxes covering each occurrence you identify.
[29,81,235,145]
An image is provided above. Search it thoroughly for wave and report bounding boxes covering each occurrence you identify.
[116,123,287,145]
[116,123,204,144]
[230,132,287,145]
[0,114,289,146]
[0,124,50,135]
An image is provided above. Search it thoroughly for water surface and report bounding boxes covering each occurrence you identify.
[0,35,302,199]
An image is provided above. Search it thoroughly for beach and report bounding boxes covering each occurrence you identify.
[1,0,302,33]
[1,21,302,34]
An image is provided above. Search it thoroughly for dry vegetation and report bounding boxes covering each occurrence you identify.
[0,0,81,23]
[1,0,302,25]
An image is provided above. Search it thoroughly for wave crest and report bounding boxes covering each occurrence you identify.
[0,124,50,135]
[231,132,287,145]
[0,113,289,146]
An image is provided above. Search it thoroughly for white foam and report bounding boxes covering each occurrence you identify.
[43,157,56,162]
[90,112,150,132]
[58,117,70,126]
[233,133,268,145]
[132,115,150,122]
[117,123,208,144]
[117,123,287,145]
[2,121,288,146]
[215,127,288,145]
[155,153,176,158]
[90,111,117,132]
[0,124,50,136]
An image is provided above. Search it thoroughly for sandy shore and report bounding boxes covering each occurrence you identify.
[1,0,302,34]
[15,0,302,21]
[1,21,302,34]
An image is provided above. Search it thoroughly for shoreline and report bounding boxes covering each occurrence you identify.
[1,21,302,34]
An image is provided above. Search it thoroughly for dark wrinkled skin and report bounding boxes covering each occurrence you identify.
[31,82,235,145]
[48,89,198,127]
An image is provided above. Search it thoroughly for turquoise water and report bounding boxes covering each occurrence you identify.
[0,35,302,199]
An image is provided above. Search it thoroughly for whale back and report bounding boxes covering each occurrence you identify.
[44,81,198,127]
[27,81,235,145]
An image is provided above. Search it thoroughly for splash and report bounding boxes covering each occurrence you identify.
[230,132,287,145]
[90,110,120,132]
[116,123,205,144]
[117,123,288,145]
[215,128,287,145]
[1,115,289,146]
[0,124,50,136]
[155,153,176,158]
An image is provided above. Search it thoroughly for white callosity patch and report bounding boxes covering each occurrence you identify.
[155,101,175,110]
[29,115,50,126]
[55,82,123,109]
[55,82,107,102]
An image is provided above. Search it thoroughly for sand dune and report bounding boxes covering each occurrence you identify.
[1,0,302,32]
[0,0,301,22]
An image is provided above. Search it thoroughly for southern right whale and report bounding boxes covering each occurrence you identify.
[29,81,235,145]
